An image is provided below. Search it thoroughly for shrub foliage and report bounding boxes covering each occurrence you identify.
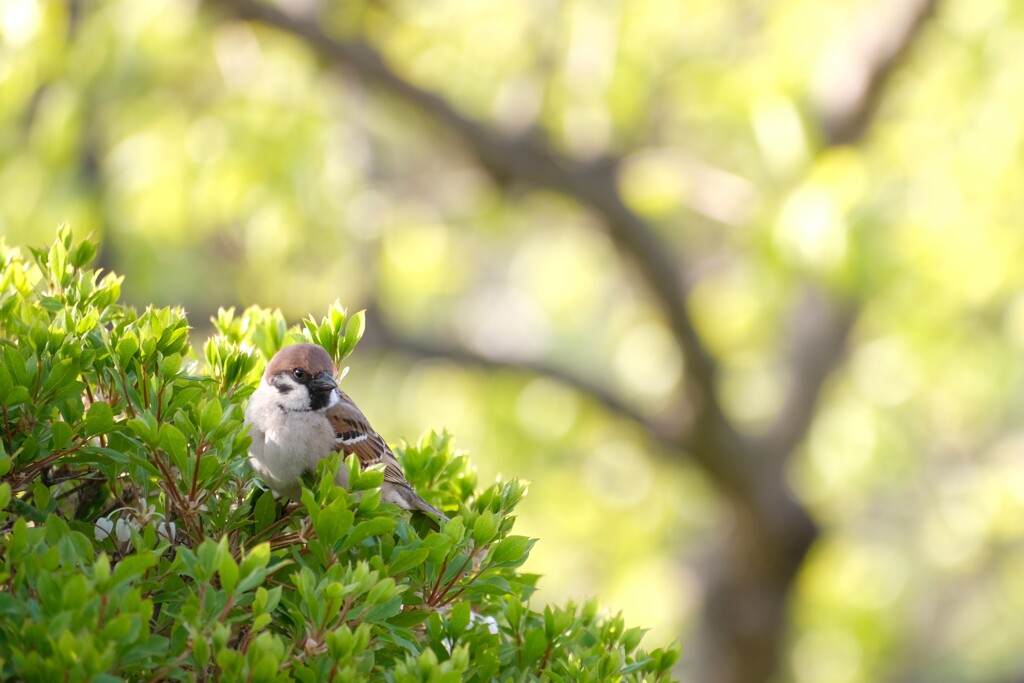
[0,228,680,682]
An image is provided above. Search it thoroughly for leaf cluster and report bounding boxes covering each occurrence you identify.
[0,227,679,681]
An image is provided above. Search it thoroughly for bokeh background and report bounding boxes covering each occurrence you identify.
[4,0,1024,681]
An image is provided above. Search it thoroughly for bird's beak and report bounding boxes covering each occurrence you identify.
[310,372,338,393]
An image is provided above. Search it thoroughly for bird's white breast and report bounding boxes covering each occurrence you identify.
[245,381,336,498]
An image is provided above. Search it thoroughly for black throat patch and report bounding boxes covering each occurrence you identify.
[308,388,334,411]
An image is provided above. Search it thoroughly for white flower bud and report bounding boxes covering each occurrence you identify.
[156,520,177,542]
[471,613,500,635]
[94,516,114,541]
[114,518,134,544]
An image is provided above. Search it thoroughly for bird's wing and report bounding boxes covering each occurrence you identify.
[325,393,413,490]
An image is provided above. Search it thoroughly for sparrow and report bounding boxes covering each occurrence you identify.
[244,343,447,520]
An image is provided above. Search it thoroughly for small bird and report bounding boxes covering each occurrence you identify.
[245,343,447,520]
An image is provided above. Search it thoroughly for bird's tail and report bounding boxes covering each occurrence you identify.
[386,483,449,523]
[415,497,449,523]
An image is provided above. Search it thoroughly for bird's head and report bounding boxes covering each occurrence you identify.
[261,343,339,412]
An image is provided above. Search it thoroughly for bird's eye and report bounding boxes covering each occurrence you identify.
[292,368,308,381]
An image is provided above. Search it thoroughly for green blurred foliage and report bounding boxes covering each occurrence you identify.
[4,0,1024,681]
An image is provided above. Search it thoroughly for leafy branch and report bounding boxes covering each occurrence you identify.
[0,230,679,681]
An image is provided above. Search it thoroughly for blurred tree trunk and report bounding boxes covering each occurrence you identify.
[698,490,817,683]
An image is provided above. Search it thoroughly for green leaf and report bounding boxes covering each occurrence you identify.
[359,593,404,622]
[85,401,114,436]
[465,574,511,597]
[159,423,189,474]
[489,536,534,568]
[389,547,429,575]
[159,352,182,378]
[196,539,221,581]
[423,533,454,565]
[61,573,88,610]
[116,333,139,368]
[193,634,210,670]
[50,420,73,451]
[357,488,382,514]
[237,548,275,595]
[340,309,365,359]
[253,490,277,532]
[197,455,220,484]
[621,626,646,654]
[42,358,80,397]
[252,613,272,632]
[127,413,158,445]
[199,399,223,434]
[76,308,100,334]
[544,604,574,641]
[342,517,396,550]
[112,553,157,586]
[388,610,432,629]
[32,479,51,513]
[449,600,471,635]
[219,545,240,594]
[443,516,465,543]
[351,465,384,491]
[93,553,111,586]
[522,628,548,665]
[69,239,97,268]
[2,385,31,407]
[40,296,63,312]
[366,577,398,605]
[100,613,138,643]
[312,499,355,548]
[472,512,499,548]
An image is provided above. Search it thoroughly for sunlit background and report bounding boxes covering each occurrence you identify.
[4,0,1024,681]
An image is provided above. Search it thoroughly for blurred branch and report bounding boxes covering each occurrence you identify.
[812,0,939,146]
[761,0,941,460]
[762,291,858,461]
[361,317,688,450]
[204,0,747,491]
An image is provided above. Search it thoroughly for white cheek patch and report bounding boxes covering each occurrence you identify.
[269,376,312,412]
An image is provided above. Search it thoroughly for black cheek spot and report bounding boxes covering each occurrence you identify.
[271,376,294,394]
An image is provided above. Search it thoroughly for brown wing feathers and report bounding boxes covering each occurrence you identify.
[325,395,415,491]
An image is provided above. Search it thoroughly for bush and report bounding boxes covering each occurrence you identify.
[0,227,680,682]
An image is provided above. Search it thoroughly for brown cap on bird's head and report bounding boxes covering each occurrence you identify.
[263,343,335,380]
